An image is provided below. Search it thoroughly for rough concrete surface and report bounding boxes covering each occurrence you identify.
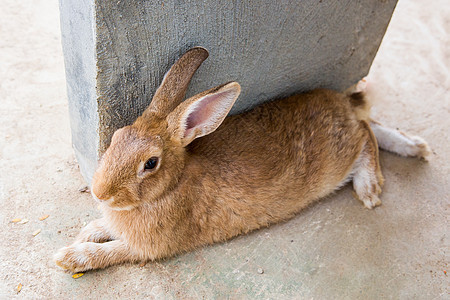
[60,0,397,183]
[0,0,448,299]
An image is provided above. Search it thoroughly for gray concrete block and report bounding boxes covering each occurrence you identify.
[59,0,97,179]
[59,0,398,184]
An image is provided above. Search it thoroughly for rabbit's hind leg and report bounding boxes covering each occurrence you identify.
[370,120,431,160]
[352,123,384,209]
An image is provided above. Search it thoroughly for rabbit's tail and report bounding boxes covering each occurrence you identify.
[369,120,431,160]
[347,78,430,160]
[348,91,371,122]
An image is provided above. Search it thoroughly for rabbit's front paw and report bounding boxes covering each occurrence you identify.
[55,240,135,272]
[75,218,114,244]
[54,244,94,273]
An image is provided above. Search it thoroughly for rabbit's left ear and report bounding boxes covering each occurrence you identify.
[144,47,209,118]
[166,82,241,147]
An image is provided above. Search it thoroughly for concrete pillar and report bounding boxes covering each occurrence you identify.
[59,0,398,184]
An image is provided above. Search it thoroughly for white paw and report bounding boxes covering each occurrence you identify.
[361,194,382,209]
[409,135,431,161]
[353,191,382,209]
[54,244,93,273]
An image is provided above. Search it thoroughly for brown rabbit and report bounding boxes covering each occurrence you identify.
[54,47,430,272]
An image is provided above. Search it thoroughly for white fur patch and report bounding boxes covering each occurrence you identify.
[95,198,136,212]
[104,197,115,205]
[109,204,136,211]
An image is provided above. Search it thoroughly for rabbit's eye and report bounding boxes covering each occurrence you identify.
[144,157,159,170]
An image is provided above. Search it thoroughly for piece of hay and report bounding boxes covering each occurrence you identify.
[39,215,49,221]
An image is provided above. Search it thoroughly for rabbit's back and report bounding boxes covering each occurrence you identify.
[186,89,368,227]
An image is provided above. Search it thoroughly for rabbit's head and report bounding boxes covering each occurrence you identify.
[91,47,241,210]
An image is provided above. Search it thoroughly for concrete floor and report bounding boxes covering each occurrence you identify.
[0,0,448,298]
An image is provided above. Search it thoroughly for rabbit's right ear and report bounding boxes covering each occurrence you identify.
[144,47,209,118]
[166,82,241,147]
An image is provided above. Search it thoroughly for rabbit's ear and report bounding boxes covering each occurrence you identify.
[144,47,209,118]
[167,82,241,147]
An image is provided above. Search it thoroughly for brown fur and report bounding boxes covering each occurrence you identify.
[54,48,427,272]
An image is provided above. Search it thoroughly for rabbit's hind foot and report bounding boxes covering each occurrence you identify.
[370,121,431,161]
[352,131,384,209]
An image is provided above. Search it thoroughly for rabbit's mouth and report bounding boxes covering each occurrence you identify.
[91,190,112,204]
[92,191,137,211]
